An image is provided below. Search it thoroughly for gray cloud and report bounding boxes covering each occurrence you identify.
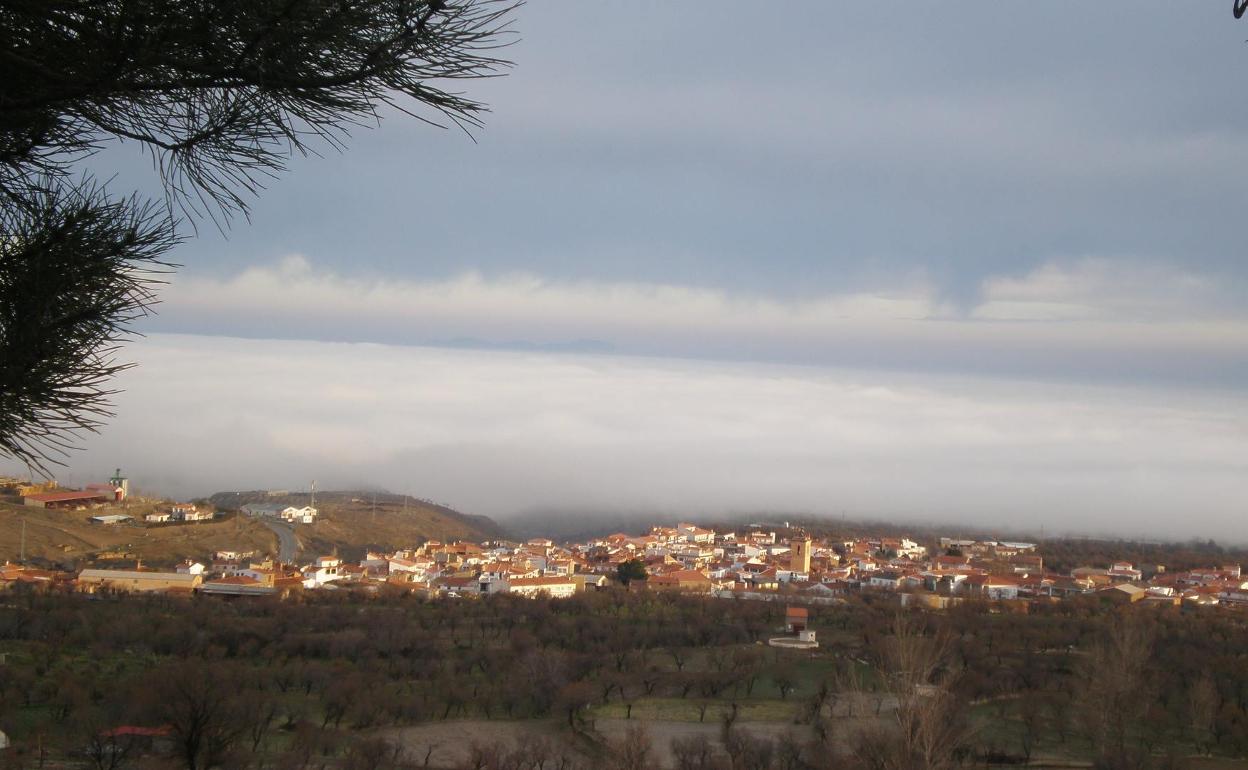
[145,256,1248,388]
[88,2,1248,302]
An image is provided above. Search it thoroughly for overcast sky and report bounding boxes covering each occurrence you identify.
[9,2,1248,539]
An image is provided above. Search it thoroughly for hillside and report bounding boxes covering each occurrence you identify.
[209,489,505,561]
[0,498,278,568]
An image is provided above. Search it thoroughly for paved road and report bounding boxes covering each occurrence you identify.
[260,518,299,563]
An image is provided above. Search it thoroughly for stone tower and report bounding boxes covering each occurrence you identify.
[791,535,812,573]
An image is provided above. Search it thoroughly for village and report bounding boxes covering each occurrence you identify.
[6,478,1248,768]
[3,472,1246,610]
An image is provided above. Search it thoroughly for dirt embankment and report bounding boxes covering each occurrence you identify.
[0,501,277,567]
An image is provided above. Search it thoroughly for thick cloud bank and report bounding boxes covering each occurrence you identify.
[150,256,1248,389]
[23,334,1248,542]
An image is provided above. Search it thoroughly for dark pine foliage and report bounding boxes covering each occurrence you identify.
[0,0,516,470]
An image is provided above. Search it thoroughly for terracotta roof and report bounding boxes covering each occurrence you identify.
[206,576,260,585]
[101,726,173,738]
[509,576,576,587]
[25,490,109,503]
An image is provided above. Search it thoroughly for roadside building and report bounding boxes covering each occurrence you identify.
[77,569,201,593]
[90,514,133,525]
[200,575,278,597]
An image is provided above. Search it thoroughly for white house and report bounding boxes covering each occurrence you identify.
[477,575,511,595]
[214,550,252,561]
[388,555,430,579]
[1107,562,1143,581]
[896,538,927,559]
[242,503,317,523]
[302,556,342,588]
[176,560,205,576]
[507,576,577,599]
[676,523,715,543]
[281,506,318,524]
[983,579,1020,600]
[867,571,904,590]
[776,570,810,584]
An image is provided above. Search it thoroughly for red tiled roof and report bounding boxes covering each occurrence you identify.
[207,576,260,585]
[25,490,109,503]
[509,576,575,587]
[101,725,173,738]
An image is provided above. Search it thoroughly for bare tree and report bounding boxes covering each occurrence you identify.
[1188,672,1219,756]
[149,661,249,770]
[81,711,139,770]
[842,613,970,770]
[671,735,720,770]
[611,723,654,770]
[1078,617,1155,764]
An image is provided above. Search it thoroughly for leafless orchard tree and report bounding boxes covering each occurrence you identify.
[839,613,971,770]
[1077,617,1156,769]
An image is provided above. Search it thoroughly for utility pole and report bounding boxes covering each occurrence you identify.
[20,517,26,563]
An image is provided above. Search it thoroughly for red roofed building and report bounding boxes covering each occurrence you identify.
[23,490,111,509]
[647,569,712,593]
[786,606,809,632]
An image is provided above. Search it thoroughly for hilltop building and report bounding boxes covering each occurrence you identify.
[24,490,111,509]
[243,503,317,524]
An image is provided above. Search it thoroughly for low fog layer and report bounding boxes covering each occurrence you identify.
[16,333,1245,542]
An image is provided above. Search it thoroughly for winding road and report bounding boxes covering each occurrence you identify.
[260,518,299,563]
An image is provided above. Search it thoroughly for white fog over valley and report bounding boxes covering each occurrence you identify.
[12,331,1243,542]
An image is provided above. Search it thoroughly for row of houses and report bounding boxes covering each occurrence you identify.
[6,520,1245,610]
[143,503,214,523]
